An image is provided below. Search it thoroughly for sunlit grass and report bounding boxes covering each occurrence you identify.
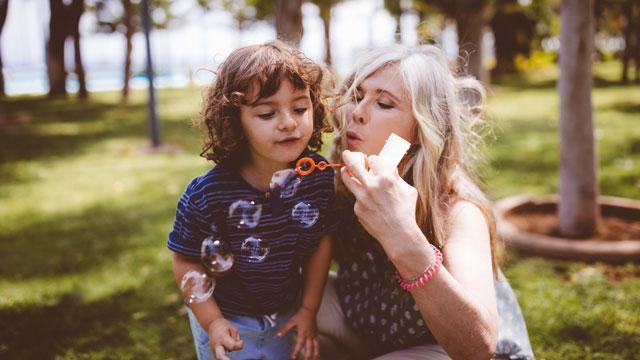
[0,63,638,359]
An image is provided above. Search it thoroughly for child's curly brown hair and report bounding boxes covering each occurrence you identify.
[197,41,333,165]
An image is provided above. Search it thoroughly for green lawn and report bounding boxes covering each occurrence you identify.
[0,62,638,359]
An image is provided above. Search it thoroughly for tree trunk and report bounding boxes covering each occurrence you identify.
[70,0,87,99]
[558,0,599,238]
[395,14,402,43]
[319,4,332,67]
[47,0,67,97]
[0,0,9,97]
[621,1,633,83]
[122,0,134,99]
[274,0,303,47]
[455,0,488,81]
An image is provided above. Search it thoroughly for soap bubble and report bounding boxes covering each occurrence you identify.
[201,237,234,274]
[240,236,270,263]
[270,169,302,199]
[228,200,262,228]
[292,202,320,228]
[180,270,214,304]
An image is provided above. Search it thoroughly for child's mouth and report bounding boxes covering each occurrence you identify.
[276,137,300,146]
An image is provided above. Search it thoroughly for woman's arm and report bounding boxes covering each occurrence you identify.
[340,151,498,360]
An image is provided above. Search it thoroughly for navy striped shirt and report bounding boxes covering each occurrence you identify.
[168,152,338,316]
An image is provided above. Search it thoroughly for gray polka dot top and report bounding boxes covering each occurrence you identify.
[333,195,437,354]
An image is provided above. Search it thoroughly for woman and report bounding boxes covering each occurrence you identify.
[317,44,500,360]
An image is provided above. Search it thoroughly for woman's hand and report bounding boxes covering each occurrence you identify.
[207,317,243,360]
[277,307,320,360]
[340,150,421,255]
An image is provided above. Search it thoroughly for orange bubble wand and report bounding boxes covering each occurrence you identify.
[295,157,345,176]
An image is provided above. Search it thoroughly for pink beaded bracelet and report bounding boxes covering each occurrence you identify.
[395,244,443,292]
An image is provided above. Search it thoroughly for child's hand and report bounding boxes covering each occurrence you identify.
[277,307,320,360]
[207,317,243,360]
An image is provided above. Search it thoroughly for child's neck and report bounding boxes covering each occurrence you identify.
[240,157,290,192]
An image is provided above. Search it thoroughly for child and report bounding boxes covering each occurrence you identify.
[168,41,337,360]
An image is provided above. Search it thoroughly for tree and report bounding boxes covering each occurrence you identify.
[0,0,9,97]
[490,0,538,75]
[309,0,344,66]
[415,0,490,81]
[46,0,88,98]
[384,0,403,43]
[95,0,173,99]
[274,0,302,47]
[595,0,640,83]
[558,0,600,238]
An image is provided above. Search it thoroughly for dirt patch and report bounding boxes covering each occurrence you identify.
[505,203,640,242]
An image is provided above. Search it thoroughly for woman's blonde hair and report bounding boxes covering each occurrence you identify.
[331,44,498,271]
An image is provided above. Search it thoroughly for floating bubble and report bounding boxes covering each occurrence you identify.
[240,236,270,263]
[201,237,234,273]
[180,270,214,304]
[270,169,302,199]
[228,200,262,228]
[292,202,320,228]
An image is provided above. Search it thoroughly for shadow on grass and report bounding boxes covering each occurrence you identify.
[0,199,174,280]
[597,100,640,114]
[0,290,135,359]
[0,98,147,164]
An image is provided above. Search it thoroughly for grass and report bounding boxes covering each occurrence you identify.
[0,61,639,359]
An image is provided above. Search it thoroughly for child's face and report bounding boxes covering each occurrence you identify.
[240,78,314,169]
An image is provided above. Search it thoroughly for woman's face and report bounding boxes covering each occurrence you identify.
[345,65,415,155]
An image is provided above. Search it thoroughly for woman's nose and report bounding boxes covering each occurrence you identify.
[351,101,367,124]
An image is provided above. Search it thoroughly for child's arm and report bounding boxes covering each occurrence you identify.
[277,234,332,360]
[172,253,243,360]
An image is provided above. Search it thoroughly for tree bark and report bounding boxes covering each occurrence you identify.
[122,0,134,99]
[0,0,9,97]
[70,0,87,99]
[274,0,303,47]
[319,4,332,66]
[621,1,633,83]
[558,0,600,238]
[455,0,489,82]
[47,0,67,97]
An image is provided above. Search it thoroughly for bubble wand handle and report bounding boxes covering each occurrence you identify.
[295,157,345,176]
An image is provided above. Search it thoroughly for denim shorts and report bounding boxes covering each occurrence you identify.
[186,307,295,360]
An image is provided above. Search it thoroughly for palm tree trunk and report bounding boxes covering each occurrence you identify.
[47,0,67,97]
[0,0,9,97]
[122,0,134,99]
[455,0,488,82]
[558,0,599,238]
[274,0,303,47]
[319,4,332,66]
[621,1,633,83]
[71,0,87,99]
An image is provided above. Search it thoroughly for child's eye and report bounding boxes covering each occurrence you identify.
[294,107,308,114]
[258,112,275,120]
[377,101,393,109]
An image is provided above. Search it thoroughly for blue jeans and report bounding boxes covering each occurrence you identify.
[186,307,295,360]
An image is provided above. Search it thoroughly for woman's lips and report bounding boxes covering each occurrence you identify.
[346,131,362,147]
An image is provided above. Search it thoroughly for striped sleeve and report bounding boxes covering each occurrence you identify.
[167,181,209,257]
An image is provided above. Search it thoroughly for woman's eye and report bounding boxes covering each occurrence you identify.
[258,112,275,120]
[377,101,393,109]
[294,107,308,114]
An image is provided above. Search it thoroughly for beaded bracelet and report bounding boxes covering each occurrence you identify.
[395,244,443,292]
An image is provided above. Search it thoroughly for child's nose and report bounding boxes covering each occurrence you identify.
[278,111,297,131]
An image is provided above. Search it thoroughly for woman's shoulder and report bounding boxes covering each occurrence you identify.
[445,198,491,236]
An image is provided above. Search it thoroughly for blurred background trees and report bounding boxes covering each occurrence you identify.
[0,0,638,97]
